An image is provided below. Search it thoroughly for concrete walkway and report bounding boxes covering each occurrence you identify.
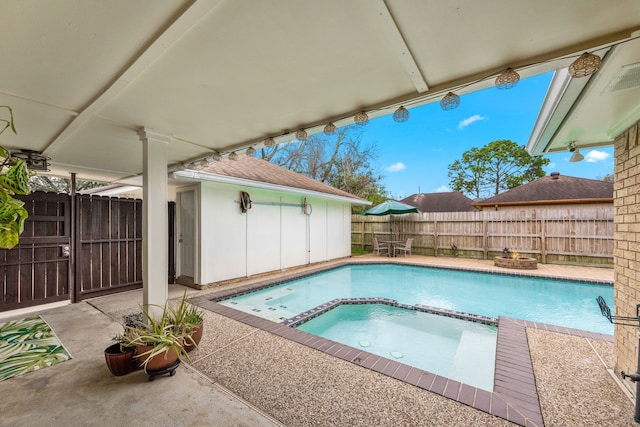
[0,287,282,427]
[0,255,633,426]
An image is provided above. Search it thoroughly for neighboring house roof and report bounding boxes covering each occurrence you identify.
[400,192,476,212]
[472,172,613,207]
[188,154,369,204]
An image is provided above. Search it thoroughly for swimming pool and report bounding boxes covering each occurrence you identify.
[296,303,498,391]
[219,263,614,335]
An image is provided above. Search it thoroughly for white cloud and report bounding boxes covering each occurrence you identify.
[457,115,486,130]
[387,162,406,172]
[585,150,610,163]
[545,162,556,169]
[435,185,450,193]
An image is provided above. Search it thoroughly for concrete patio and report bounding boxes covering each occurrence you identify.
[0,255,635,426]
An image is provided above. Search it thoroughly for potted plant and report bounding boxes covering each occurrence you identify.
[123,304,187,373]
[169,291,204,353]
[104,313,144,376]
[0,106,31,249]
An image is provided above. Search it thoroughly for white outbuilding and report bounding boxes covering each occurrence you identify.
[172,154,369,287]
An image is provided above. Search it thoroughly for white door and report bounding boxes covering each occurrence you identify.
[179,190,195,278]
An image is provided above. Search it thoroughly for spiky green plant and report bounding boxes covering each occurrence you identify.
[122,303,188,370]
[168,291,204,349]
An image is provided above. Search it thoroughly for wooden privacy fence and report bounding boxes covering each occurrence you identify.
[352,208,614,266]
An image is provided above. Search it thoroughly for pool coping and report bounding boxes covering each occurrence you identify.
[192,262,614,427]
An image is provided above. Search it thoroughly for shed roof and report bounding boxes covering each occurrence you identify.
[401,192,476,212]
[185,154,368,204]
[473,172,613,207]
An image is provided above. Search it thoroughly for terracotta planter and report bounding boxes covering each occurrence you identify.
[104,343,138,376]
[135,344,180,372]
[184,323,203,353]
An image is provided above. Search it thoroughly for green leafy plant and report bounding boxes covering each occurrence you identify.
[168,291,204,349]
[111,312,145,351]
[0,106,31,249]
[122,303,188,370]
[169,291,204,334]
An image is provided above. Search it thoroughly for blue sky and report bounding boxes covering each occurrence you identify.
[360,72,615,199]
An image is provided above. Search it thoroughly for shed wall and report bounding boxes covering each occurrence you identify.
[197,181,352,284]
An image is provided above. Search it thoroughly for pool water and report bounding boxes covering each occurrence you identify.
[220,264,614,334]
[297,303,497,391]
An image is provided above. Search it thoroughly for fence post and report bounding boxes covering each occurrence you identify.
[434,219,439,257]
[540,217,546,264]
[482,219,488,260]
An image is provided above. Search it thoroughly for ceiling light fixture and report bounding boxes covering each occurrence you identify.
[568,142,585,162]
[295,129,308,140]
[570,148,584,162]
[246,146,256,155]
[392,106,409,122]
[495,67,520,90]
[228,152,238,161]
[354,111,369,125]
[208,151,222,162]
[568,52,602,78]
[264,137,276,147]
[323,122,337,134]
[440,92,460,110]
[189,161,204,170]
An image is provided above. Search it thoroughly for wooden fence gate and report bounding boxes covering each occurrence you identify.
[0,192,174,312]
[0,193,71,311]
[75,194,143,301]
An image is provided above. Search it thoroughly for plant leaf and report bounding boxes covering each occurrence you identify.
[0,159,30,195]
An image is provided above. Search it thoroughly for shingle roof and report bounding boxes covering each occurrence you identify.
[473,172,613,206]
[197,154,367,203]
[400,191,476,212]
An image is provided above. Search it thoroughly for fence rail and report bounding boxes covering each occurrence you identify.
[352,208,613,266]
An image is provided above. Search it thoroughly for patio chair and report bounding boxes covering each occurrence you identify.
[394,238,413,257]
[372,237,390,257]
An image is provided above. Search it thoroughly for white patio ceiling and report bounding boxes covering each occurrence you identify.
[2,0,640,185]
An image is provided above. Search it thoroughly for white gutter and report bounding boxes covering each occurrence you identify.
[172,170,372,206]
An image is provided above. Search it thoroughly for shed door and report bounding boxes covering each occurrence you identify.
[179,190,195,279]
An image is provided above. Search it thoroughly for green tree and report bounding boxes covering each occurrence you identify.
[596,173,614,183]
[259,126,387,208]
[448,140,549,199]
[28,176,107,193]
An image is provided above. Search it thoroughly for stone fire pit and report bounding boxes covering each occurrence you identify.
[494,256,538,270]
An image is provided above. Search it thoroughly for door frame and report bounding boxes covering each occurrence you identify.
[176,185,199,286]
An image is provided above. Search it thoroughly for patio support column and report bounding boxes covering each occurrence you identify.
[139,128,170,319]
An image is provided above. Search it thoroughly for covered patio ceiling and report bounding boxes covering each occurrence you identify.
[2,1,640,185]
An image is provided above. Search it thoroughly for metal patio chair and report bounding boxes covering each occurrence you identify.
[372,237,390,257]
[394,238,414,257]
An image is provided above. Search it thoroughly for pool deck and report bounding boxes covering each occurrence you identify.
[1,255,635,426]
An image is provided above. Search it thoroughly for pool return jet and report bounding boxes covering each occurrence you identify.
[596,296,640,423]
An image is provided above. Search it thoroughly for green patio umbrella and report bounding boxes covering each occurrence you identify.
[361,200,419,241]
[361,200,419,216]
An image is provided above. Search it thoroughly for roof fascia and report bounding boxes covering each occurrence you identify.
[172,170,371,206]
